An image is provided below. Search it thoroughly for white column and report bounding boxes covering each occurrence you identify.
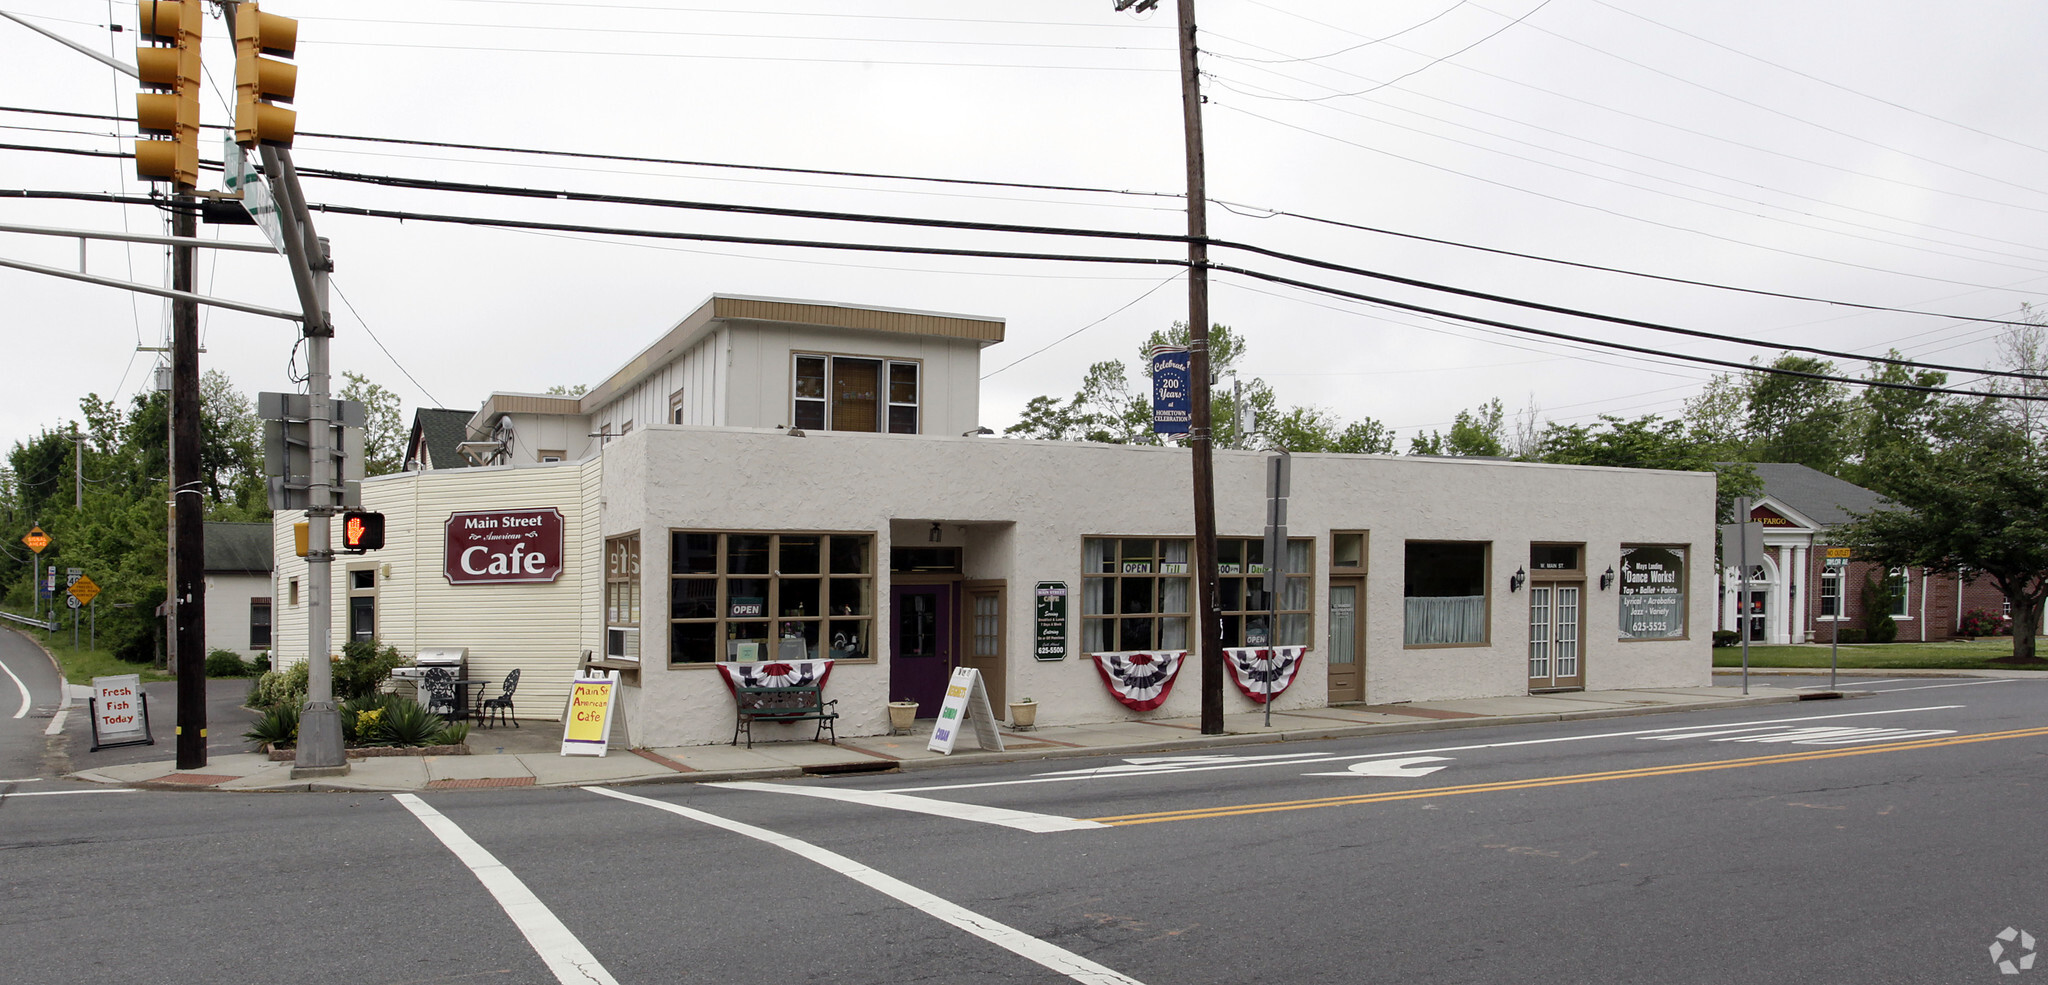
[1788,545,1808,643]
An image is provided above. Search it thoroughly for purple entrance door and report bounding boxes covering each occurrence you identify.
[890,584,954,716]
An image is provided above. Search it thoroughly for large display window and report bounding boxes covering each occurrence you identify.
[669,531,874,664]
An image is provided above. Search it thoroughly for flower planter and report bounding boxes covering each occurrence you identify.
[887,701,919,735]
[1008,700,1038,730]
[265,742,469,762]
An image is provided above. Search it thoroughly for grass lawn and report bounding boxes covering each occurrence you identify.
[1713,637,2048,671]
[4,611,174,684]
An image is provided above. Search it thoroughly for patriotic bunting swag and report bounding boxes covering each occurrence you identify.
[716,658,835,694]
[1090,651,1186,711]
[1224,646,1305,703]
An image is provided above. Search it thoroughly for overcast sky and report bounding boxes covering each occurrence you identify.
[6,0,2048,462]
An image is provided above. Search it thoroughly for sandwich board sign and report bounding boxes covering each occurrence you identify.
[89,674,153,751]
[560,670,619,757]
[926,666,1004,755]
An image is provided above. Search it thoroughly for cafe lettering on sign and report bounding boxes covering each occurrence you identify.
[444,508,566,585]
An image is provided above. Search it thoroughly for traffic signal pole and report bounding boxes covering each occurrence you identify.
[170,188,207,770]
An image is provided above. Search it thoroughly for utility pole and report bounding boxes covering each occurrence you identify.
[1169,0,1226,735]
[170,189,206,769]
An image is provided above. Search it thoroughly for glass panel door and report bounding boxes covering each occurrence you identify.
[1527,586,1551,681]
[1555,586,1580,679]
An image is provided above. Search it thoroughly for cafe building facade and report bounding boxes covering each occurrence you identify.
[272,295,1717,748]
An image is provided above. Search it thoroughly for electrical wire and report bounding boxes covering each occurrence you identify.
[981,273,1185,379]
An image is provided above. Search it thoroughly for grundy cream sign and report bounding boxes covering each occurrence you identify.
[444,508,566,584]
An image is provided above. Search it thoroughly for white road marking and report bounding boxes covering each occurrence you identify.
[43,709,66,736]
[1645,725,1958,745]
[0,788,137,799]
[1304,756,1453,778]
[0,777,44,783]
[1797,679,1911,689]
[709,780,1105,832]
[1,656,31,719]
[394,794,620,985]
[1860,679,2016,693]
[886,705,1968,794]
[589,787,1151,985]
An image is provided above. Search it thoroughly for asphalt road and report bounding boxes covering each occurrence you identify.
[2,656,2042,984]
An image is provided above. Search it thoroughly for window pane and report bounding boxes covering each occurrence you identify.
[779,535,821,574]
[829,576,871,616]
[795,356,826,399]
[725,621,770,661]
[1287,539,1311,574]
[1159,615,1188,650]
[1082,578,1112,615]
[778,577,821,617]
[888,405,918,434]
[1118,617,1153,651]
[831,358,881,432]
[673,533,718,574]
[1160,577,1188,616]
[729,535,770,574]
[1083,619,1109,652]
[1277,613,1308,646]
[1120,539,1154,573]
[1119,576,1154,614]
[1219,576,1242,613]
[827,619,869,659]
[793,400,825,431]
[889,362,918,404]
[728,578,769,617]
[671,579,717,619]
[672,622,717,663]
[1086,539,1114,574]
[1282,575,1309,611]
[829,535,871,574]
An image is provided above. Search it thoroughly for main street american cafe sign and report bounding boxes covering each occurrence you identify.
[444,508,565,584]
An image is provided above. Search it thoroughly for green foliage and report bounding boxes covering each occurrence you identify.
[372,700,453,747]
[1525,414,1761,522]
[339,692,402,744]
[431,721,473,746]
[247,661,310,710]
[1959,608,2009,637]
[242,702,299,747]
[339,370,405,476]
[1834,628,1867,644]
[1409,399,1507,457]
[1860,571,1901,644]
[335,638,406,701]
[1712,630,1738,648]
[204,649,250,678]
[1744,354,1852,472]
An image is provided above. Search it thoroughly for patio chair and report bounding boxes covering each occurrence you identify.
[420,667,460,720]
[478,668,520,728]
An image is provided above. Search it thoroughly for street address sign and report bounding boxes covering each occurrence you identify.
[22,527,50,554]
[68,575,101,606]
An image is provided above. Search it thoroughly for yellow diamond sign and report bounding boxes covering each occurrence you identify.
[22,527,50,554]
[68,575,100,606]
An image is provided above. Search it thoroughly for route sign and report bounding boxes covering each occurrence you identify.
[66,567,82,586]
[67,594,81,610]
[68,575,100,606]
[22,527,50,554]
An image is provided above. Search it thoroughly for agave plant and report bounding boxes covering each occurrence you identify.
[373,700,451,748]
[242,703,299,748]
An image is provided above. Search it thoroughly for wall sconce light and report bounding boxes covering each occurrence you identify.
[962,426,994,437]
[929,522,943,543]
[1510,567,1526,592]
[1600,566,1615,591]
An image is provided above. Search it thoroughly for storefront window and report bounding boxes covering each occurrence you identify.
[1081,536,1312,651]
[605,534,640,662]
[791,354,921,434]
[1404,541,1489,646]
[669,531,873,664]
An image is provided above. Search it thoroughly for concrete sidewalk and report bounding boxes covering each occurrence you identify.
[69,683,1826,793]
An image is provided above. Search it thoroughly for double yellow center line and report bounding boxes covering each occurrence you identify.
[1089,725,2048,826]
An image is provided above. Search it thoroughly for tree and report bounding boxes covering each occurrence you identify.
[1527,414,1761,522]
[1844,352,1948,495]
[1840,407,2048,660]
[340,371,404,476]
[1744,354,1851,472]
[1409,399,1506,457]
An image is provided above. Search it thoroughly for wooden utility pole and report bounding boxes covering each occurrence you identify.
[1173,0,1226,734]
[171,190,207,770]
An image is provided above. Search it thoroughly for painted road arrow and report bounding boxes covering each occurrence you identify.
[1304,756,1453,778]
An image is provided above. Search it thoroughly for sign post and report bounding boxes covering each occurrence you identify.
[926,666,1003,755]
[69,575,101,652]
[561,670,619,757]
[1033,581,1068,661]
[22,526,49,626]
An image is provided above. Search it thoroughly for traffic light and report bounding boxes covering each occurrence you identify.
[135,0,202,186]
[234,2,298,147]
[340,511,385,553]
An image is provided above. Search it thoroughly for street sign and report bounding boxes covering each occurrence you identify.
[66,594,81,610]
[68,575,100,606]
[223,137,285,251]
[22,526,50,554]
[66,567,82,586]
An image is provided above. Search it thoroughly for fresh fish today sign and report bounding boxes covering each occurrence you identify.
[1151,345,1191,435]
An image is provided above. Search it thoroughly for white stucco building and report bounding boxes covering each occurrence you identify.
[273,294,1714,747]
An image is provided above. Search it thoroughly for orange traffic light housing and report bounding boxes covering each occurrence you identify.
[135,0,202,186]
[341,511,385,553]
[234,2,298,147]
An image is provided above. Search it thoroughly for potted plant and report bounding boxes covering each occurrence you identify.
[887,699,918,734]
[1008,696,1037,731]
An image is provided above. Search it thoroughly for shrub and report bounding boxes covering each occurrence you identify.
[372,700,453,748]
[430,721,472,747]
[1835,627,1867,644]
[1712,630,1738,648]
[335,639,406,702]
[242,703,299,747]
[205,649,250,678]
[251,652,272,674]
[247,661,310,710]
[1860,572,1900,644]
[340,693,407,744]
[1959,608,2008,637]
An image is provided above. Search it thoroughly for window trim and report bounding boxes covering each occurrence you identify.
[1079,535,1313,652]
[1889,567,1913,620]
[667,530,877,666]
[249,597,272,650]
[606,533,641,663]
[790,352,924,434]
[345,562,378,644]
